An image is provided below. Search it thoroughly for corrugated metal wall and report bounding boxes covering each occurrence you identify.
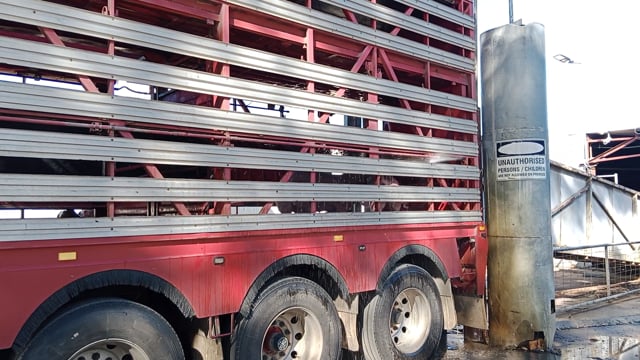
[551,161,640,262]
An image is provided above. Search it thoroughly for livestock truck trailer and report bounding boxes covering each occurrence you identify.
[0,0,486,359]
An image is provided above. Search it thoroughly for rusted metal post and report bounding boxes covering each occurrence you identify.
[480,23,556,350]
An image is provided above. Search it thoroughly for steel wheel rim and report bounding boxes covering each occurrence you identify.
[261,307,323,360]
[388,287,431,354]
[68,338,150,360]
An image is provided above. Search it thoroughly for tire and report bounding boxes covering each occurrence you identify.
[18,298,184,360]
[431,330,448,360]
[362,265,444,360]
[231,277,342,360]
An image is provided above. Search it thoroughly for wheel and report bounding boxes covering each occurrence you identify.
[362,265,444,360]
[18,298,184,360]
[231,277,342,360]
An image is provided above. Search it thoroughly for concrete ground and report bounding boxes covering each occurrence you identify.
[443,293,640,359]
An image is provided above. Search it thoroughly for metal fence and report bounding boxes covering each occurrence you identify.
[554,241,640,313]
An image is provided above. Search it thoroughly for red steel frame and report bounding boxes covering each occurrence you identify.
[0,0,484,350]
[587,132,640,165]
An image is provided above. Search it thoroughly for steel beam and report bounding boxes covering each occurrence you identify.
[0,82,478,157]
[0,174,480,203]
[0,212,482,242]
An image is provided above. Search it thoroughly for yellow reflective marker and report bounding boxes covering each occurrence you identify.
[58,251,77,261]
[333,235,344,242]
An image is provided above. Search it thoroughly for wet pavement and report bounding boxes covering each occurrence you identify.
[444,293,640,359]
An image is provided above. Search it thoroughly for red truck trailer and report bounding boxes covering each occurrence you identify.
[0,0,485,359]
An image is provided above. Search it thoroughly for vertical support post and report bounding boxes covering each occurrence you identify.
[105,0,116,218]
[305,26,316,123]
[480,23,555,350]
[305,24,317,214]
[605,245,611,297]
[508,0,514,24]
[214,3,231,215]
[105,142,116,218]
[214,3,230,110]
[586,180,593,242]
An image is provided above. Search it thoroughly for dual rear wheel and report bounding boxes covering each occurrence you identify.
[233,267,443,360]
[362,264,444,360]
[231,277,342,360]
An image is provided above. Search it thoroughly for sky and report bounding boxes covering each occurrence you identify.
[476,1,640,166]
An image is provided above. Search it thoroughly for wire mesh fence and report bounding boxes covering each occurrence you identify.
[554,241,640,312]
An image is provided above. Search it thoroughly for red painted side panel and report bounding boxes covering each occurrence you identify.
[0,222,477,348]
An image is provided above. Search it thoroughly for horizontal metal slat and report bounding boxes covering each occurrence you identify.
[394,0,475,28]
[226,0,475,72]
[0,0,477,115]
[316,0,475,50]
[0,212,483,242]
[0,128,480,180]
[0,82,478,157]
[0,37,479,141]
[0,174,480,203]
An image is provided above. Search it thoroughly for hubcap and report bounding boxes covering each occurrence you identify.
[388,287,431,354]
[261,308,323,360]
[68,338,150,360]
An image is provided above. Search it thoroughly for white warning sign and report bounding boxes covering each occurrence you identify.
[496,139,547,181]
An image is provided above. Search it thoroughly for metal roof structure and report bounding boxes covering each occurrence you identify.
[586,128,640,191]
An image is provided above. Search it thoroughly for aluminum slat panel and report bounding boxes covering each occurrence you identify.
[315,0,474,50]
[0,174,480,203]
[0,0,476,116]
[0,128,480,180]
[0,34,475,130]
[0,82,478,157]
[394,0,475,28]
[0,211,482,242]
[225,0,475,72]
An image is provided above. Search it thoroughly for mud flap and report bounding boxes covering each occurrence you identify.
[454,295,488,330]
